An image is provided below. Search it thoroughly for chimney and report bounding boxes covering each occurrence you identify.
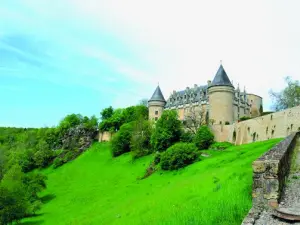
[207,80,211,86]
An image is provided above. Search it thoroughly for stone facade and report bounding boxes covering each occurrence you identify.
[148,64,261,126]
[212,105,300,145]
[99,131,113,142]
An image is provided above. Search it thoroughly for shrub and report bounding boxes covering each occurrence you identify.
[53,157,64,169]
[153,152,161,165]
[209,142,233,150]
[239,116,251,121]
[150,111,182,152]
[131,120,153,159]
[160,143,198,170]
[111,123,133,157]
[193,126,214,150]
[180,130,195,143]
[225,121,230,125]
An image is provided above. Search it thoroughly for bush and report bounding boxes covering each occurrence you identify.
[131,120,153,159]
[153,152,161,165]
[239,116,251,121]
[53,157,64,169]
[160,143,198,170]
[193,126,214,150]
[225,121,230,125]
[150,111,182,152]
[209,142,233,150]
[111,123,133,157]
[180,130,195,143]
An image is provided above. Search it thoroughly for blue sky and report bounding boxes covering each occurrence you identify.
[1,0,300,127]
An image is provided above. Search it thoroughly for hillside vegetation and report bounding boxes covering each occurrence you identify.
[22,138,282,225]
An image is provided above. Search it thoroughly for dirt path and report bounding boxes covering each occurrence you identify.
[255,137,300,225]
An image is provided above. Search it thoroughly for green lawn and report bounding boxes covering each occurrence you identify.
[22,139,281,225]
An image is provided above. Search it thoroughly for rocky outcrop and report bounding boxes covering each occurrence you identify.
[62,125,98,152]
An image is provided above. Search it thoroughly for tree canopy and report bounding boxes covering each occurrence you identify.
[269,77,300,111]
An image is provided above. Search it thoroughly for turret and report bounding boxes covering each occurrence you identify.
[148,85,166,121]
[208,64,235,124]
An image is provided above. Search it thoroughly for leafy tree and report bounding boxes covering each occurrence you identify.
[269,77,300,111]
[131,119,153,159]
[139,98,148,107]
[150,110,182,152]
[183,106,206,134]
[58,114,83,131]
[111,123,133,157]
[100,106,114,120]
[193,126,214,150]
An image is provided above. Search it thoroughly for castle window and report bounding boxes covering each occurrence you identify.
[155,110,158,115]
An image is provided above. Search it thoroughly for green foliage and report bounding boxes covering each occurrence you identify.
[130,120,153,159]
[269,76,300,111]
[160,143,198,170]
[239,116,251,121]
[58,114,83,132]
[225,121,230,125]
[153,152,161,165]
[99,105,148,132]
[111,123,133,157]
[193,126,214,150]
[0,165,46,225]
[100,106,114,120]
[53,157,64,169]
[180,130,195,143]
[150,110,182,152]
[209,142,233,150]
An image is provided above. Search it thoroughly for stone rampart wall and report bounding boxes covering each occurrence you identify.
[242,132,299,225]
[212,105,300,145]
[99,131,113,142]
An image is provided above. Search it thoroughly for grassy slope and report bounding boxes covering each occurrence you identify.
[22,139,282,225]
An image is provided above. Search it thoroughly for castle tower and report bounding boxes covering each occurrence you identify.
[148,85,166,121]
[208,64,235,124]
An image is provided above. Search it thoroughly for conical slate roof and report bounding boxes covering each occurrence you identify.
[210,65,234,88]
[148,86,166,103]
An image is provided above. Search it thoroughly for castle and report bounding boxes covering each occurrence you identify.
[148,64,263,125]
[99,63,299,144]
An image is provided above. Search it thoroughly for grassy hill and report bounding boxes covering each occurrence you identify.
[22,139,281,225]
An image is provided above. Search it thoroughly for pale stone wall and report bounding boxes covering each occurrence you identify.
[247,94,263,118]
[208,86,235,124]
[242,133,299,225]
[148,101,165,121]
[212,105,300,145]
[99,131,113,142]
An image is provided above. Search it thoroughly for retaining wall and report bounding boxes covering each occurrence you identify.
[242,132,299,224]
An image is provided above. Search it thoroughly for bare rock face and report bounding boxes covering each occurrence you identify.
[62,125,98,152]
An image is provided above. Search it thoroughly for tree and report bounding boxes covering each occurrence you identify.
[183,106,206,134]
[150,110,182,152]
[130,119,153,159]
[269,77,300,111]
[193,126,214,150]
[111,123,133,157]
[100,106,114,120]
[139,98,148,107]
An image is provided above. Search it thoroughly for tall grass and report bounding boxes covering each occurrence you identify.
[22,138,282,225]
